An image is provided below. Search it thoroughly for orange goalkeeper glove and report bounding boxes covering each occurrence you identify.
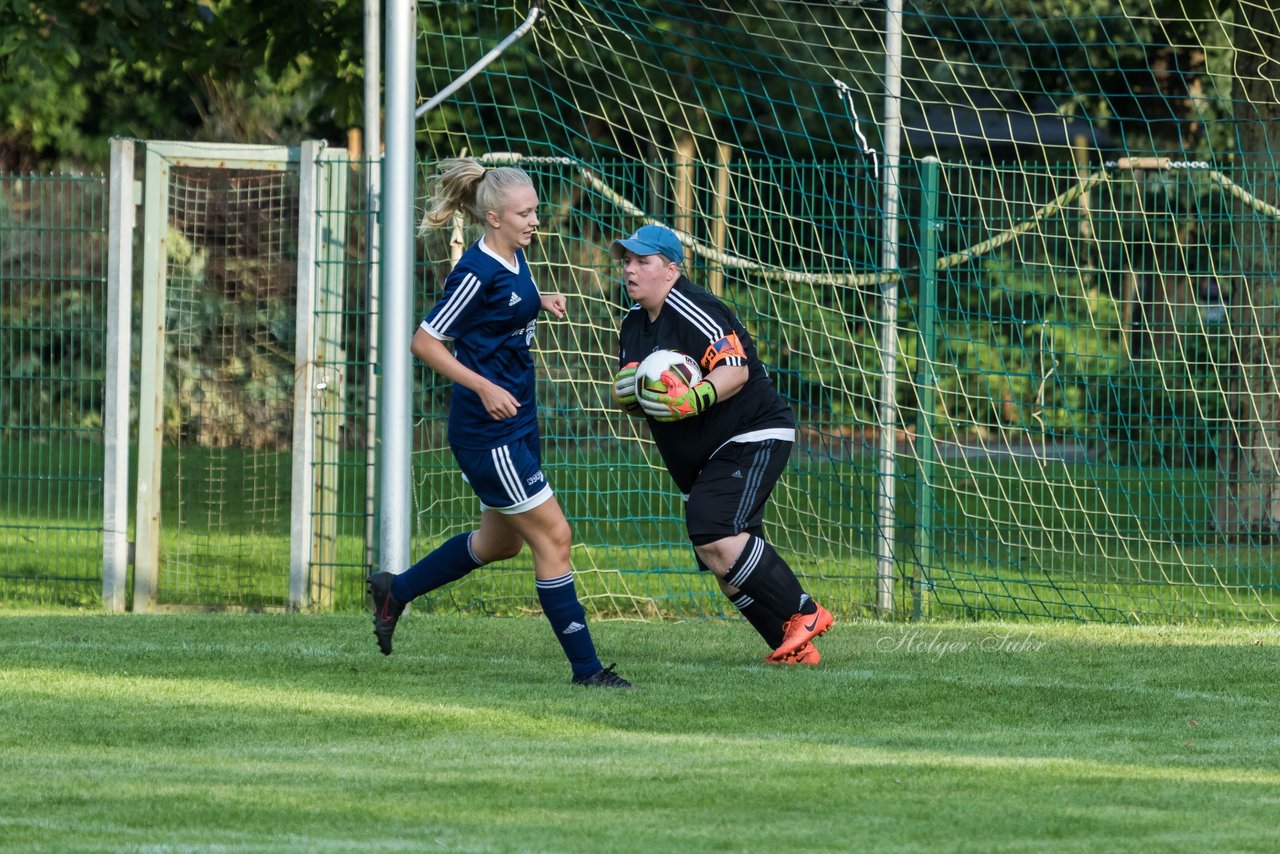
[637,370,718,422]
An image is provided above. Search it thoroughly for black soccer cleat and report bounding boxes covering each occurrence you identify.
[366,571,404,656]
[572,663,635,688]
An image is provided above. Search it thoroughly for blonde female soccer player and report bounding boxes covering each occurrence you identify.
[366,158,631,688]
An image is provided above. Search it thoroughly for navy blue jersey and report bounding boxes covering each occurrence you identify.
[617,276,795,492]
[421,238,541,450]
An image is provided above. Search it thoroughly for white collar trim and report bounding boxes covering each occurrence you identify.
[479,237,520,273]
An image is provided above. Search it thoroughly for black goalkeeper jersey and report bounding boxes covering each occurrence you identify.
[617,276,795,492]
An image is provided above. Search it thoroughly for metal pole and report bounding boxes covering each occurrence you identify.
[876,0,904,617]
[364,0,383,571]
[914,157,941,622]
[379,0,415,576]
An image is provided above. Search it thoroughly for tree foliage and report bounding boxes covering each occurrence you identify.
[0,0,365,170]
[0,0,1261,169]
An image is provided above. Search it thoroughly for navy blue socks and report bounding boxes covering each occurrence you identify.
[395,536,604,679]
[536,571,603,679]
[392,532,484,603]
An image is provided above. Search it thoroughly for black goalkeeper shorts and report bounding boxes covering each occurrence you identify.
[685,439,793,546]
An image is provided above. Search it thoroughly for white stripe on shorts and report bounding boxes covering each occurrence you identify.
[491,445,528,505]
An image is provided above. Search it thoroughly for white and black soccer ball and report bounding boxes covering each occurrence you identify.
[636,349,702,396]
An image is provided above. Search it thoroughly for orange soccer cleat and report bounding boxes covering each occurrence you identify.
[767,641,821,665]
[766,603,833,662]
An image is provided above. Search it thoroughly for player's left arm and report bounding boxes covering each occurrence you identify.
[702,362,748,402]
[696,324,751,404]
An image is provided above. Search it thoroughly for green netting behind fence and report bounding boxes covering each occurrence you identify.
[905,160,1280,623]
[5,155,1277,620]
[0,174,108,606]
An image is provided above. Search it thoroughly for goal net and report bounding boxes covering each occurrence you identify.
[411,0,1280,623]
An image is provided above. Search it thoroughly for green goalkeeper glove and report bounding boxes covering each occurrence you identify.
[637,371,718,422]
[611,362,643,415]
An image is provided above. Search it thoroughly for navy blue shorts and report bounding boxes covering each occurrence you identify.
[685,439,792,545]
[453,429,553,514]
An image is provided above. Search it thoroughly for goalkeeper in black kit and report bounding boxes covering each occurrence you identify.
[610,224,833,664]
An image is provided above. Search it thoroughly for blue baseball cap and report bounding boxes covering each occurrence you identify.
[610,224,684,265]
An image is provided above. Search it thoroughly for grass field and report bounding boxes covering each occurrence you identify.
[2,610,1278,853]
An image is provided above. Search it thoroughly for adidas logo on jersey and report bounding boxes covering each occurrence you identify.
[731,470,743,479]
[508,292,522,306]
[562,621,586,635]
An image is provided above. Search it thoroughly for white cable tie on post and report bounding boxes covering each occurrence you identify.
[834,78,880,179]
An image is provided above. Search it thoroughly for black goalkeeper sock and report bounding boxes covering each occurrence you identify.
[727,590,785,648]
[696,551,784,647]
[724,535,812,619]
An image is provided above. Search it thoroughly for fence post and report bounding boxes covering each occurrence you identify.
[709,142,731,297]
[132,145,169,613]
[103,139,134,612]
[674,136,694,240]
[289,141,322,610]
[310,149,351,608]
[913,157,941,621]
[363,0,383,571]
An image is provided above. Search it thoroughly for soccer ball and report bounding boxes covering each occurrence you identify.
[636,349,702,396]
